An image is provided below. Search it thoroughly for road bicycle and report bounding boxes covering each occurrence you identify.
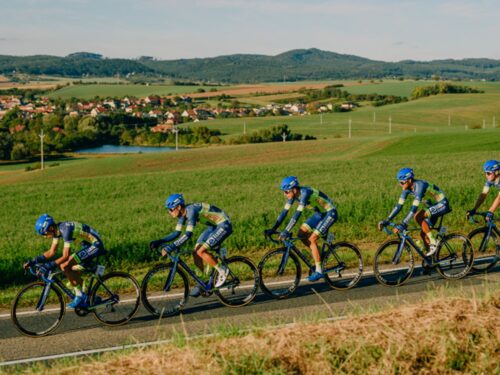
[374,218,474,286]
[141,245,259,317]
[11,261,140,337]
[468,212,499,272]
[258,231,363,299]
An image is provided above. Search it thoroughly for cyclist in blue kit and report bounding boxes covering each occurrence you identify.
[25,214,106,308]
[378,168,452,256]
[266,176,338,282]
[467,160,500,221]
[150,194,232,297]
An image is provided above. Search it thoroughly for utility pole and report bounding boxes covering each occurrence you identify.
[243,121,246,134]
[320,113,323,125]
[373,111,376,124]
[389,116,392,134]
[282,132,287,142]
[173,126,179,151]
[348,118,352,139]
[39,130,45,170]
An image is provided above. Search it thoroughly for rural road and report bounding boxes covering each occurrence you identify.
[1,267,498,364]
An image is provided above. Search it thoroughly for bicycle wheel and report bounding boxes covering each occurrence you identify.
[11,282,65,337]
[322,242,363,290]
[90,272,140,326]
[435,234,474,279]
[141,263,189,317]
[373,239,415,287]
[258,248,301,299]
[468,227,499,272]
[216,256,259,307]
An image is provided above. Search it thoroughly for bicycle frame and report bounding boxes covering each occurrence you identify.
[34,266,116,312]
[275,233,343,275]
[475,221,499,252]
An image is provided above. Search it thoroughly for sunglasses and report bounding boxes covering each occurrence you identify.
[283,190,293,194]
[486,172,495,176]
[399,180,408,185]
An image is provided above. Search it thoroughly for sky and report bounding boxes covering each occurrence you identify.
[1,0,499,62]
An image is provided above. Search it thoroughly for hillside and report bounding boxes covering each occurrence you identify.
[1,49,500,82]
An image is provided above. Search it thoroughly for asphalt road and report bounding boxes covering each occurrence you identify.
[1,266,498,363]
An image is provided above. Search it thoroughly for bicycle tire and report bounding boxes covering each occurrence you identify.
[11,282,65,337]
[322,241,363,290]
[435,233,474,279]
[215,256,259,307]
[141,263,189,317]
[258,248,302,299]
[90,271,140,326]
[468,227,499,272]
[373,239,415,287]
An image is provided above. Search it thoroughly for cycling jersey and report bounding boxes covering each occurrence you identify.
[273,186,336,233]
[388,179,450,224]
[52,222,105,264]
[162,203,231,249]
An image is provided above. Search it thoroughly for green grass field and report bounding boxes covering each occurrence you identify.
[1,82,500,291]
[46,84,229,100]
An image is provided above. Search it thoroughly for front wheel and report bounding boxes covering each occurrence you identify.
[215,256,259,307]
[373,239,415,287]
[11,282,65,337]
[468,227,499,272]
[90,272,141,326]
[435,234,474,279]
[322,242,363,290]
[141,263,189,317]
[258,248,302,299]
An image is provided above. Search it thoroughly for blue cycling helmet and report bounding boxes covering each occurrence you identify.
[396,168,414,181]
[483,160,500,173]
[165,193,184,210]
[280,176,299,191]
[35,214,55,235]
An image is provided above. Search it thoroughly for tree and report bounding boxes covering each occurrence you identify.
[11,142,30,160]
[0,132,13,160]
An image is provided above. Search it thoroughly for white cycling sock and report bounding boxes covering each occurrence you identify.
[74,287,82,297]
[315,262,322,273]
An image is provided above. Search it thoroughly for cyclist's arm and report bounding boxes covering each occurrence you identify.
[472,183,490,211]
[271,200,293,230]
[401,184,424,224]
[488,193,500,214]
[160,221,184,243]
[387,191,408,220]
[172,209,197,248]
[284,203,305,232]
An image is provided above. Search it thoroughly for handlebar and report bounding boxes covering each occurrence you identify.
[381,222,419,236]
[469,211,495,224]
[264,231,300,245]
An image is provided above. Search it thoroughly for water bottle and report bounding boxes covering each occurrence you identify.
[96,265,105,276]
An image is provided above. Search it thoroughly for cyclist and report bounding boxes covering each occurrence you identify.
[24,214,105,308]
[378,168,451,256]
[466,160,500,221]
[150,194,232,297]
[266,176,338,282]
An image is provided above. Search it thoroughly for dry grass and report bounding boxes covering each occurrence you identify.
[19,293,499,375]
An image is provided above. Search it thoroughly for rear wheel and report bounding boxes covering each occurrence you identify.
[258,248,301,299]
[468,227,499,272]
[215,256,259,307]
[435,234,474,279]
[141,263,189,317]
[11,282,65,337]
[91,272,140,325]
[373,239,414,287]
[322,242,363,290]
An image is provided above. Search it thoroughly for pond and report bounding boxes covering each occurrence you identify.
[74,145,180,154]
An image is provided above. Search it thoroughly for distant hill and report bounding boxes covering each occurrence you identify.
[1,49,500,82]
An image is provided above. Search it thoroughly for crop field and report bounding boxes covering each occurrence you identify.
[1,82,500,290]
[1,127,499,289]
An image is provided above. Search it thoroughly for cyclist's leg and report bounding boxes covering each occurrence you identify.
[300,212,322,248]
[311,210,338,264]
[195,227,218,268]
[414,210,429,246]
[424,199,451,245]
